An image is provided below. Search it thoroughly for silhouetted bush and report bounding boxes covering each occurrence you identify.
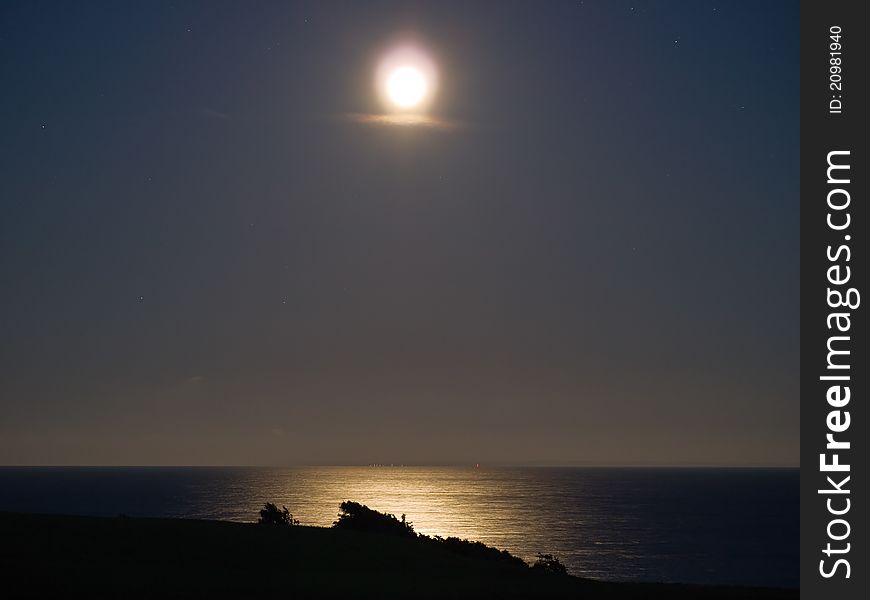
[532,553,568,575]
[422,535,528,569]
[330,501,548,573]
[332,501,415,537]
[258,502,298,526]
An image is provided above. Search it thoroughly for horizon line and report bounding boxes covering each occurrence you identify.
[0,463,800,469]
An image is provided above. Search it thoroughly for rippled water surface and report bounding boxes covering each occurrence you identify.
[0,467,797,587]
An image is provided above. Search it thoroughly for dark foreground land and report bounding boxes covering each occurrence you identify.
[1,512,797,599]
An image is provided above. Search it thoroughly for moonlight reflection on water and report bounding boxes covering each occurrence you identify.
[0,466,798,587]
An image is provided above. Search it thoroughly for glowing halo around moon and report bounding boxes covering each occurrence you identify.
[376,43,438,112]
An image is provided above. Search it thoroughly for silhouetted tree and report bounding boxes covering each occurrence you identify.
[258,502,297,526]
[332,501,415,537]
[532,553,568,575]
[331,501,529,570]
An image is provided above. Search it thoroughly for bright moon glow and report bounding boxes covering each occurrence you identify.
[387,67,427,108]
[376,43,437,113]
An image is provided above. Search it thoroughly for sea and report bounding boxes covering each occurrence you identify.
[0,466,798,588]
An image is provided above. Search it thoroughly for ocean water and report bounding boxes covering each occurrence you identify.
[0,466,797,588]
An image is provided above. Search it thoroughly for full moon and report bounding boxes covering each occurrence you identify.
[387,67,427,108]
[376,42,437,112]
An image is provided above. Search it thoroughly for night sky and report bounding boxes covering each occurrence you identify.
[0,1,799,466]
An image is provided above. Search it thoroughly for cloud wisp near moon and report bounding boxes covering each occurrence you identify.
[340,112,460,130]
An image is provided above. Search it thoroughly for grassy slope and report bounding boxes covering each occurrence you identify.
[1,512,797,599]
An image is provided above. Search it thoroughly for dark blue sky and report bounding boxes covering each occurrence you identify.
[0,0,799,466]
